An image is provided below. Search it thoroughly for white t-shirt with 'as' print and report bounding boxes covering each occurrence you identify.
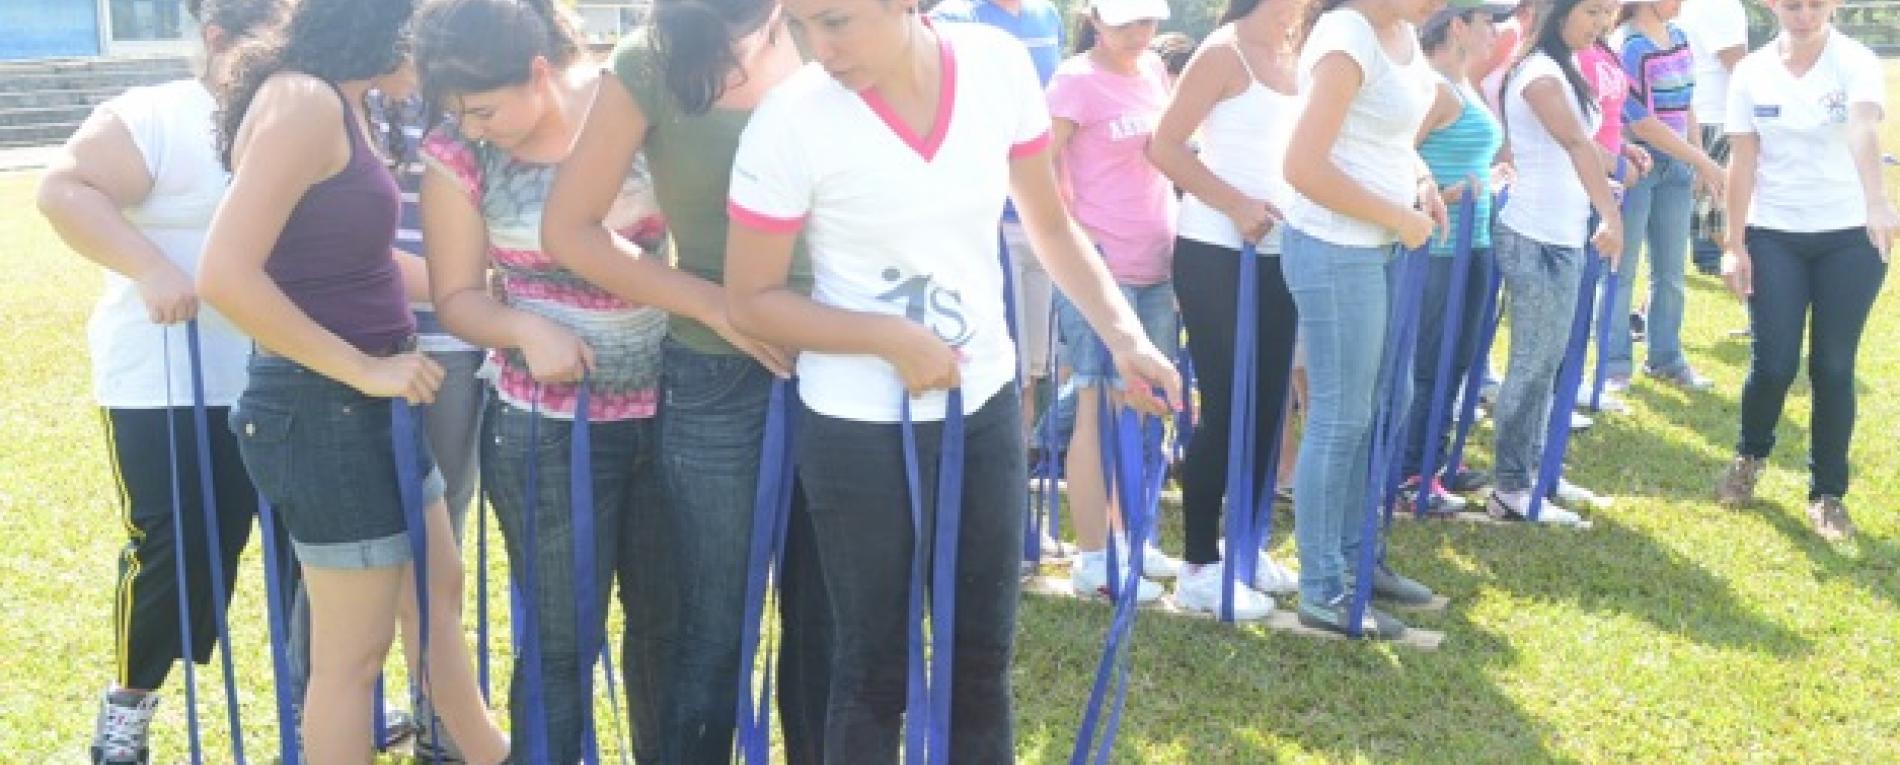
[728,21,1052,423]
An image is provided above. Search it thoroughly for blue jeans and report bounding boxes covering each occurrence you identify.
[1401,249,1496,477]
[1054,281,1178,387]
[1492,225,1583,493]
[795,387,1026,764]
[1604,151,1694,378]
[1282,227,1410,604]
[658,340,831,764]
[481,402,676,765]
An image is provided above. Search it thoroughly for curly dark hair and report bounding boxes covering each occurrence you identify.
[214,0,417,170]
[185,0,283,42]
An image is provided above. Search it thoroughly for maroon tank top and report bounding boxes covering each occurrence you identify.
[264,82,414,355]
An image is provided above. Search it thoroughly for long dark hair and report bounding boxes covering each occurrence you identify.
[214,0,416,169]
[1072,10,1100,54]
[1219,0,1268,26]
[412,0,582,125]
[186,0,284,51]
[651,0,777,115]
[1504,0,1598,118]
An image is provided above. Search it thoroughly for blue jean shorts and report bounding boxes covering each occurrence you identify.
[230,354,446,570]
[1056,281,1179,388]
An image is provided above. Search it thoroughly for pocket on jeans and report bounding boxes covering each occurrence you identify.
[230,400,295,504]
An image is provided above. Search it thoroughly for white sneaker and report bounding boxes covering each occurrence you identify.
[1173,563,1275,621]
[1487,490,1585,526]
[1570,411,1595,431]
[1251,554,1300,595]
[1578,384,1630,414]
[1070,552,1165,603]
[1114,536,1180,580]
[1552,477,1612,509]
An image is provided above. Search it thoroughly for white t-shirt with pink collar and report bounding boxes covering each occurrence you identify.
[728,21,1052,424]
[1046,51,1177,285]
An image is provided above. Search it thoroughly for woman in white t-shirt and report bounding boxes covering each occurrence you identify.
[1484,0,1624,525]
[1280,0,1448,638]
[1713,0,1897,541]
[723,0,1179,757]
[35,1,283,761]
[1148,0,1306,621]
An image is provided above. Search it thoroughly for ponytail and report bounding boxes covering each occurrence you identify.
[1072,10,1099,54]
[652,0,776,115]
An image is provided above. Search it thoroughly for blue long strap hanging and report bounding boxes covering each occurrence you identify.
[1219,244,1260,623]
[1027,309,1065,568]
[899,388,965,765]
[1589,160,1632,412]
[1413,191,1480,515]
[736,379,797,764]
[1441,230,1505,482]
[178,322,252,763]
[390,398,445,763]
[1528,247,1604,521]
[1349,246,1430,637]
[569,382,606,765]
[514,391,555,765]
[158,328,206,765]
[1372,250,1432,530]
[1071,401,1163,764]
[256,493,301,765]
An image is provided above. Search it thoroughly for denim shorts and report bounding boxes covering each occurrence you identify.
[230,354,446,569]
[1055,280,1179,388]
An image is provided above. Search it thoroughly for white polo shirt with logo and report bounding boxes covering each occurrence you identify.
[728,21,1053,423]
[1725,30,1885,233]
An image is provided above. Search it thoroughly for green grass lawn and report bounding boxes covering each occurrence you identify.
[3,65,1899,764]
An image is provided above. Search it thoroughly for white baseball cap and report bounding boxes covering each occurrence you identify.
[1091,0,1171,27]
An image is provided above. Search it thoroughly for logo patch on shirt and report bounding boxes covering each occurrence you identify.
[1821,90,1848,124]
[1754,104,1781,118]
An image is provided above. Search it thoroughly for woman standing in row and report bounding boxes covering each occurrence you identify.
[542,0,834,757]
[1149,0,1305,620]
[723,0,1179,757]
[1715,0,1895,541]
[197,0,511,760]
[1282,0,1448,638]
[412,0,676,759]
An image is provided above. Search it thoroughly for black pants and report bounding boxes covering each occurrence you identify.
[102,406,268,691]
[1401,249,1496,477]
[1172,238,1299,565]
[794,387,1024,765]
[1738,226,1888,499]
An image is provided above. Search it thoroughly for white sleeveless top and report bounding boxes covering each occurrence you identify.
[1177,39,1299,255]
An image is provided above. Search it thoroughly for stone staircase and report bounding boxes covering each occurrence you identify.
[0,56,193,149]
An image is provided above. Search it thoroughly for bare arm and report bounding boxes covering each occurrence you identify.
[542,74,789,373]
[1149,43,1277,242]
[1626,115,1724,193]
[1847,102,1897,260]
[35,109,195,323]
[1283,52,1435,248]
[1523,76,1624,263]
[1048,118,1078,210]
[1011,146,1180,415]
[197,74,442,402]
[1720,132,1759,296]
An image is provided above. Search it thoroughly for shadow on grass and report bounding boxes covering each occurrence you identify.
[1741,500,1900,610]
[1011,586,1583,764]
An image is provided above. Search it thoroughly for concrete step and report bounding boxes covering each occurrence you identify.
[0,56,191,75]
[0,121,81,148]
[0,104,94,129]
[0,87,124,111]
[0,69,186,95]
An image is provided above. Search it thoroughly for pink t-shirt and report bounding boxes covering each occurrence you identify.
[1046,52,1177,285]
[1577,43,1629,155]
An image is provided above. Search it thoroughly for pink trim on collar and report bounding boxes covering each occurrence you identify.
[857,22,958,162]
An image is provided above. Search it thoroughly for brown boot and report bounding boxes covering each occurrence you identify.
[1807,496,1855,542]
[1715,455,1765,508]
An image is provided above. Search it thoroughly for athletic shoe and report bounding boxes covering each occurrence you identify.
[1397,475,1468,515]
[1715,455,1765,508]
[91,688,158,765]
[1070,551,1165,603]
[1647,364,1714,391]
[1173,563,1275,621]
[1487,490,1584,526]
[1442,468,1492,494]
[1603,376,1631,394]
[1551,477,1611,509]
[1630,312,1647,342]
[1578,383,1629,414]
[1571,411,1595,431]
[1348,564,1437,607]
[1807,496,1855,542]
[1115,535,1180,580]
[1296,592,1408,639]
[1251,553,1299,595]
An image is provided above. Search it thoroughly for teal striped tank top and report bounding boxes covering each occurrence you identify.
[1419,78,1503,255]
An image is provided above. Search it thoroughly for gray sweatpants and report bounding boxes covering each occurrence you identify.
[1492,225,1582,493]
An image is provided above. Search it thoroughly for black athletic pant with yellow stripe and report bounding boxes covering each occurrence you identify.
[102,406,279,691]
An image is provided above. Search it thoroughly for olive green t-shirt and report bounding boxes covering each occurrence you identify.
[610,33,814,355]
